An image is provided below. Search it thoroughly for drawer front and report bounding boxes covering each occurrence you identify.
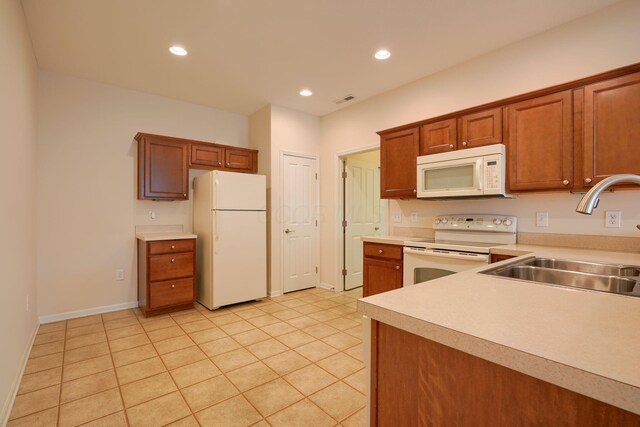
[149,252,194,281]
[364,243,403,261]
[149,278,194,309]
[148,239,195,255]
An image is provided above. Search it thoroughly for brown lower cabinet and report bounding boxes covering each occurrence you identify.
[363,243,403,297]
[370,320,640,426]
[138,238,196,317]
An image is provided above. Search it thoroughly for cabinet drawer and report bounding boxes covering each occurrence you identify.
[149,278,194,309]
[364,243,403,261]
[148,239,195,255]
[149,252,194,281]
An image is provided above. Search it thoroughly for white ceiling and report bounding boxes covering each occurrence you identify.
[21,0,620,117]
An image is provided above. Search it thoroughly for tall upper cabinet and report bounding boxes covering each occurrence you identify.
[380,127,420,199]
[579,71,640,189]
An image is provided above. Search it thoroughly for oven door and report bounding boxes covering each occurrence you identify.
[403,247,489,286]
[417,157,483,198]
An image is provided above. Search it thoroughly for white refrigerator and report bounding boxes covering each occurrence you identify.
[193,170,267,309]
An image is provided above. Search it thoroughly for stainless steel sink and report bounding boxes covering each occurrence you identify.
[481,257,640,297]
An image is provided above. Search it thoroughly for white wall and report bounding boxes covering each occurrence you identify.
[0,0,38,422]
[36,70,248,318]
[319,0,640,288]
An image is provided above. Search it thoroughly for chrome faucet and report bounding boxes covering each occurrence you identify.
[576,174,640,228]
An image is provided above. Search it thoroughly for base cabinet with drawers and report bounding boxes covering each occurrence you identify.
[363,242,404,297]
[138,238,196,317]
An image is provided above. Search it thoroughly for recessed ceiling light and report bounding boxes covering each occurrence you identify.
[374,49,391,60]
[299,89,313,97]
[169,46,188,56]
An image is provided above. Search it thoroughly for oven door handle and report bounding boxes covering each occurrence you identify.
[404,247,489,262]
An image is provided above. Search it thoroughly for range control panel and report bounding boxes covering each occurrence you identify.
[433,214,517,232]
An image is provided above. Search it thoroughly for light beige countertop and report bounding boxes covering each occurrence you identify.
[360,235,427,246]
[358,245,640,415]
[135,232,197,241]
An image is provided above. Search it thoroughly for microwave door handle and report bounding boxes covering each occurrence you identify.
[476,158,484,193]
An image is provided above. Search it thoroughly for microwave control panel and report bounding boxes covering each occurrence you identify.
[433,215,517,232]
[483,154,504,193]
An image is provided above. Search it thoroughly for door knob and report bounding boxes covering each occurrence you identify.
[374,227,380,231]
[284,228,294,234]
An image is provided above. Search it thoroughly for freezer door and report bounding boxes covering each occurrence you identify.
[212,171,266,211]
[212,210,267,307]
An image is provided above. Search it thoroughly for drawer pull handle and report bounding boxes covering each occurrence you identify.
[171,284,175,289]
[378,249,383,254]
[171,258,175,263]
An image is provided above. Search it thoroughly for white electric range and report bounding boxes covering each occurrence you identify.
[403,214,517,287]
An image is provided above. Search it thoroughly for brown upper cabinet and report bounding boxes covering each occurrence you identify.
[507,91,573,191]
[190,143,223,169]
[136,133,259,200]
[579,71,640,188]
[137,134,189,200]
[459,107,503,149]
[420,118,457,155]
[380,127,420,199]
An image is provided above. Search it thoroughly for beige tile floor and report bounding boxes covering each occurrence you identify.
[8,287,366,427]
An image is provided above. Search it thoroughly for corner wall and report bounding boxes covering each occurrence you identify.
[319,0,640,289]
[36,70,248,319]
[0,0,39,421]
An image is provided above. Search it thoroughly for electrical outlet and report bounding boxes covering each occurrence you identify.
[536,212,548,227]
[605,210,621,228]
[116,269,125,281]
[149,211,156,220]
[410,212,419,223]
[392,213,402,223]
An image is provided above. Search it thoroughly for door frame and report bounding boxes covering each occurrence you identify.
[335,144,386,293]
[279,151,320,294]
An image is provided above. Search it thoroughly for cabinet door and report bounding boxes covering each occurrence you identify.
[582,72,640,187]
[380,127,419,199]
[139,137,188,200]
[420,118,457,155]
[363,257,402,297]
[190,144,223,168]
[507,91,573,191]
[459,107,503,149]
[224,148,256,172]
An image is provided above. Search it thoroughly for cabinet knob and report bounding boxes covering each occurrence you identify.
[462,141,467,147]
[562,180,570,186]
[171,245,175,249]
[584,177,592,184]
[395,265,400,270]
[171,258,175,263]
[413,189,417,193]
[378,249,383,254]
[449,144,454,149]
[183,194,187,197]
[171,284,175,289]
[217,162,221,166]
[226,162,230,166]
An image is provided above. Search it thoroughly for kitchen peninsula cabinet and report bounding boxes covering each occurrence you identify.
[370,320,640,426]
[363,242,403,297]
[579,71,640,188]
[379,127,419,199]
[137,237,196,317]
[506,91,573,191]
[136,132,259,200]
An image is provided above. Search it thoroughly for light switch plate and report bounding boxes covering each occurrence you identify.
[536,212,548,227]
[116,269,125,281]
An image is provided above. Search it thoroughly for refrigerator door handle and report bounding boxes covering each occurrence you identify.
[213,211,219,255]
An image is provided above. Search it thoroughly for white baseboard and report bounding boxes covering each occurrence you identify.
[1,321,39,426]
[318,282,335,291]
[268,290,283,298]
[38,301,139,324]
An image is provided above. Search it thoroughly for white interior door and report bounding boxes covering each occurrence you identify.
[345,158,387,290]
[283,154,318,293]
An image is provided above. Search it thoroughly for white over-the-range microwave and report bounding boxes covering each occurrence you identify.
[416,143,511,199]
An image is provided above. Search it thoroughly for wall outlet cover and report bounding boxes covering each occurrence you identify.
[410,212,419,223]
[392,213,402,223]
[605,210,621,228]
[535,212,548,227]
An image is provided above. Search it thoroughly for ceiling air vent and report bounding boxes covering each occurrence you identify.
[333,94,355,105]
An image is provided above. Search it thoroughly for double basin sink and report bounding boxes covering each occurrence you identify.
[481,257,640,298]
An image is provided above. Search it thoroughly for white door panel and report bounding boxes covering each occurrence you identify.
[283,155,318,293]
[212,170,266,211]
[345,158,387,290]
